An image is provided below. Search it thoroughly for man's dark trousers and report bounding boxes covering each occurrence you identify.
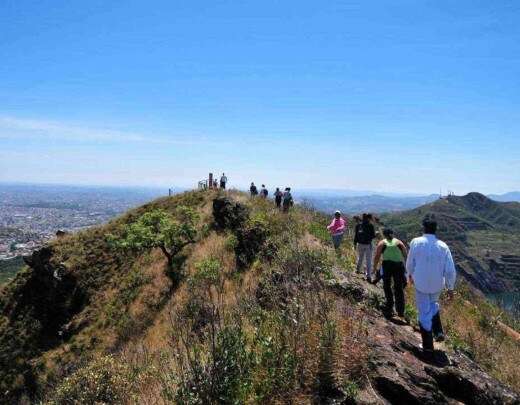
[382,260,406,317]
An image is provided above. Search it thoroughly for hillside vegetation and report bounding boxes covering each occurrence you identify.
[0,256,24,285]
[0,190,519,404]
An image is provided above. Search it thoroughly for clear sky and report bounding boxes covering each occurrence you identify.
[1,0,519,194]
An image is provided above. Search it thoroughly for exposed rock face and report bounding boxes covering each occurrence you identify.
[8,248,86,346]
[331,271,520,405]
[0,247,87,402]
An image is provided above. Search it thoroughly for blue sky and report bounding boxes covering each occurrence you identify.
[1,0,519,194]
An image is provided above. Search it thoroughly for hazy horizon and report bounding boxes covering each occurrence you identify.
[1,180,518,199]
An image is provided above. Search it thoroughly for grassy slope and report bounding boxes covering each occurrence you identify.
[1,190,519,403]
[0,256,24,286]
[0,191,210,402]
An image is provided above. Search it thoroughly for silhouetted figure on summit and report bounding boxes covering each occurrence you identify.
[220,173,227,189]
[274,187,283,208]
[282,187,293,212]
[407,215,456,361]
[250,182,258,197]
[260,184,268,198]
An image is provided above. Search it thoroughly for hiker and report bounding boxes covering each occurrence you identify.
[406,215,456,359]
[250,182,258,197]
[282,187,293,212]
[372,228,408,318]
[220,173,228,189]
[274,187,283,208]
[327,210,347,251]
[354,213,376,281]
[260,184,268,198]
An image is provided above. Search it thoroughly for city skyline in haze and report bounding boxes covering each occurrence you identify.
[1,1,519,194]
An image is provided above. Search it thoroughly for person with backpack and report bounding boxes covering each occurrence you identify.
[274,187,283,208]
[260,184,268,198]
[354,213,376,281]
[282,187,293,212]
[250,182,258,197]
[220,173,228,189]
[372,228,408,319]
[406,215,456,360]
[327,210,347,251]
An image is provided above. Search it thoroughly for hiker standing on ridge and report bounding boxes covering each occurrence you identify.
[260,185,268,198]
[274,188,283,208]
[407,216,456,360]
[250,182,258,197]
[327,210,347,252]
[220,173,228,189]
[282,187,293,212]
[373,228,408,319]
[354,213,376,281]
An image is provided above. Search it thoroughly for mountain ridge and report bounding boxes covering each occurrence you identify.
[1,190,519,403]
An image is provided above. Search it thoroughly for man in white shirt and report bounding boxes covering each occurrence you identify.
[406,215,456,359]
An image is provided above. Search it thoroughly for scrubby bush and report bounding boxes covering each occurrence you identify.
[235,218,269,269]
[47,355,141,404]
[174,326,253,405]
[212,196,249,231]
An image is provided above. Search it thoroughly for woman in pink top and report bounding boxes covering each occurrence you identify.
[327,210,347,251]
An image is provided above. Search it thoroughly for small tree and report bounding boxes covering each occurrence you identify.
[113,207,198,268]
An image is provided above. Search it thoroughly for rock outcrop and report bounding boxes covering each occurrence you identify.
[331,270,520,404]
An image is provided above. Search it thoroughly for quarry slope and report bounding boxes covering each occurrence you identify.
[0,190,519,404]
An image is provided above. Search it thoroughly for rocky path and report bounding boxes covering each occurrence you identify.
[330,269,520,405]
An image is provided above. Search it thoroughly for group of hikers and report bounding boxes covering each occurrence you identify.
[249,182,294,212]
[213,174,295,212]
[327,210,456,360]
[215,175,455,358]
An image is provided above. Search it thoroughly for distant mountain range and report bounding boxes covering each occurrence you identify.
[488,192,520,202]
[298,190,520,214]
[381,192,520,295]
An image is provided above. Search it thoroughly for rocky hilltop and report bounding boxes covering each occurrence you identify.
[0,190,519,404]
[381,192,520,294]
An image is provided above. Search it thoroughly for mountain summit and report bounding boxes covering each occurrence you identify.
[1,190,519,404]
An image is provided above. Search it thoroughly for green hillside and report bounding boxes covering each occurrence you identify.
[0,256,24,286]
[1,190,519,404]
[381,193,520,294]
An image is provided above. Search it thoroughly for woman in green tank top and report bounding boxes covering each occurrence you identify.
[382,237,404,262]
[372,228,408,319]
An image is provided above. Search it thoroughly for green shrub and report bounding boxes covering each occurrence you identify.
[174,326,252,404]
[308,221,331,245]
[342,379,359,403]
[235,218,269,269]
[109,207,198,268]
[47,356,140,404]
[404,303,418,326]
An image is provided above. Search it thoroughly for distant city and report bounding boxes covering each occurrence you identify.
[0,183,165,260]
